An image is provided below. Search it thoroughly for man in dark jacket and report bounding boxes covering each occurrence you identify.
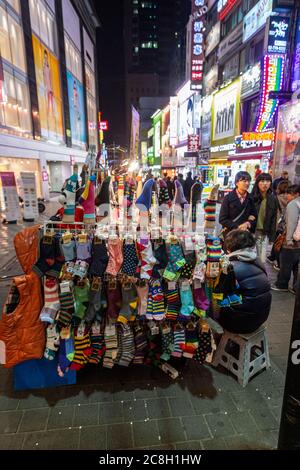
[219,230,271,334]
[219,171,257,234]
[184,171,194,202]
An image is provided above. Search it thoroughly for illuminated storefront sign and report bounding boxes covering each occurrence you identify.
[99,121,109,131]
[242,131,275,141]
[243,0,273,43]
[267,15,290,55]
[218,0,239,21]
[188,134,200,151]
[235,134,274,153]
[255,54,285,132]
[211,143,236,152]
[212,80,241,142]
[190,0,207,92]
[292,12,300,92]
[169,96,178,146]
[241,63,261,99]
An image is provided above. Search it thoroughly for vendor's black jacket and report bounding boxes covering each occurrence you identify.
[219,253,271,334]
[219,190,257,232]
[252,191,278,242]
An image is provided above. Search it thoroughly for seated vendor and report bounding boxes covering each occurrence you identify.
[219,229,271,334]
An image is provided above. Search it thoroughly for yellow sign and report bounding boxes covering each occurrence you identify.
[32,35,64,142]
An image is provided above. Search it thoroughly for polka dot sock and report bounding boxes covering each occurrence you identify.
[163,243,186,281]
[194,329,213,364]
[121,242,139,278]
[160,324,174,361]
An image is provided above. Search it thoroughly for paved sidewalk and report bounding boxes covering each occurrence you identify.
[0,218,295,450]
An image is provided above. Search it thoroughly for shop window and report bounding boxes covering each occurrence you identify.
[86,94,97,148]
[65,35,82,83]
[85,63,96,98]
[0,5,26,73]
[0,68,32,135]
[29,0,57,55]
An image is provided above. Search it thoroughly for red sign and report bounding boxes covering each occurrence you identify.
[242,131,275,142]
[190,1,207,92]
[99,121,109,131]
[188,134,200,151]
[218,0,240,21]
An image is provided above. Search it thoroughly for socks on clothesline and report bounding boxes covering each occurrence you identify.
[165,282,181,321]
[89,237,109,277]
[163,243,186,281]
[179,282,195,320]
[56,281,75,328]
[103,323,118,369]
[118,284,138,324]
[40,277,60,323]
[106,279,122,319]
[70,323,92,370]
[106,239,124,276]
[44,324,60,360]
[146,279,165,321]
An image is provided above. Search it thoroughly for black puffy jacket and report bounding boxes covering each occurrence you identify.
[219,254,271,334]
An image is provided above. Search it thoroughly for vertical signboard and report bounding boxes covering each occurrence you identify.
[0,172,20,222]
[292,12,300,92]
[130,105,140,160]
[66,70,87,148]
[190,0,207,92]
[20,172,39,221]
[169,97,178,146]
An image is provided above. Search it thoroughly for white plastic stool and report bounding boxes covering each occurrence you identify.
[212,325,271,387]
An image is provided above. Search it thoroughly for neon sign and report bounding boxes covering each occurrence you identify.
[255,54,285,132]
[218,0,240,21]
[190,0,206,92]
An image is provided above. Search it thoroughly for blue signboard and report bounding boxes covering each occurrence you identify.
[67,70,87,148]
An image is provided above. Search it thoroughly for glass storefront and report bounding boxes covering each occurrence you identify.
[0,156,42,197]
[85,62,97,148]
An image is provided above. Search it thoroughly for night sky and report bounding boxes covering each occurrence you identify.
[93,1,126,146]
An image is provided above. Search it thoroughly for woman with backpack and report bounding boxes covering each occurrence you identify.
[251,173,278,262]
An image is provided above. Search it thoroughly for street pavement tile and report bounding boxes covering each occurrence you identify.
[47,406,74,430]
[224,431,277,450]
[168,397,195,417]
[22,429,79,450]
[155,384,180,398]
[73,403,99,427]
[17,394,49,410]
[175,440,203,450]
[157,418,186,444]
[60,389,92,405]
[0,410,23,433]
[79,425,107,450]
[201,437,227,450]
[228,411,259,434]
[19,408,49,432]
[107,423,134,449]
[181,416,211,440]
[249,407,278,431]
[204,413,236,438]
[99,402,124,425]
[190,391,237,415]
[123,400,148,422]
[256,386,284,409]
[270,406,282,423]
[132,420,160,447]
[0,395,19,411]
[230,389,268,412]
[146,398,171,419]
[0,433,24,449]
[111,390,135,402]
[88,389,113,403]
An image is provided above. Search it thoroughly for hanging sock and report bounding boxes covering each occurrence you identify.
[85,277,102,324]
[179,282,195,320]
[136,282,149,318]
[136,178,155,211]
[39,277,60,324]
[106,279,122,320]
[88,237,109,277]
[60,326,75,362]
[117,284,138,324]
[44,324,60,360]
[76,237,92,261]
[163,242,186,281]
[150,278,165,321]
[206,236,222,279]
[120,241,139,278]
[70,323,92,370]
[152,240,168,278]
[61,172,78,223]
[194,324,213,365]
[171,324,185,358]
[57,338,72,377]
[74,279,90,321]
[193,284,209,314]
[136,238,157,280]
[56,281,75,328]
[89,321,106,364]
[181,323,198,359]
[116,324,135,367]
[103,323,118,369]
[160,323,174,361]
[132,323,148,365]
[80,175,96,225]
[106,239,124,276]
[165,282,181,321]
[204,185,219,230]
[180,251,196,280]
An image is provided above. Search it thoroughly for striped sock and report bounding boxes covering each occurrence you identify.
[117,324,135,367]
[166,285,180,321]
[70,329,92,370]
[89,322,106,364]
[57,284,74,327]
[171,327,185,358]
[133,324,148,365]
[151,279,165,321]
[103,324,118,369]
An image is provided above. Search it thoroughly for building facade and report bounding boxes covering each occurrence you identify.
[0,0,100,199]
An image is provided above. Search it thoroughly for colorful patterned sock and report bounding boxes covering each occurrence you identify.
[44,324,60,360]
[163,243,186,281]
[117,285,138,324]
[85,277,102,324]
[57,282,75,328]
[60,326,75,362]
[179,283,195,319]
[146,285,153,320]
[121,242,139,278]
[106,239,124,276]
[180,252,196,280]
[171,326,185,358]
[152,240,168,278]
[88,238,109,277]
[33,235,56,277]
[57,339,71,377]
[117,324,135,367]
[74,279,90,320]
[132,323,148,364]
[89,321,106,364]
[40,277,60,323]
[181,324,198,358]
[136,239,157,280]
[165,283,180,321]
[150,278,165,321]
[70,325,92,370]
[160,324,174,361]
[206,236,222,279]
[193,285,209,314]
[194,328,213,364]
[103,323,118,369]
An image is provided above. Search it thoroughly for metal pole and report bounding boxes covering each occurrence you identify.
[277,263,300,449]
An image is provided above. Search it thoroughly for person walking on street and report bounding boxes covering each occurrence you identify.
[219,171,257,238]
[251,173,278,262]
[267,180,289,269]
[272,170,291,193]
[184,171,194,202]
[271,185,300,294]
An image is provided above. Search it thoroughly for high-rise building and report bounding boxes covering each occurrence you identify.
[0,0,100,200]
[124,0,190,145]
